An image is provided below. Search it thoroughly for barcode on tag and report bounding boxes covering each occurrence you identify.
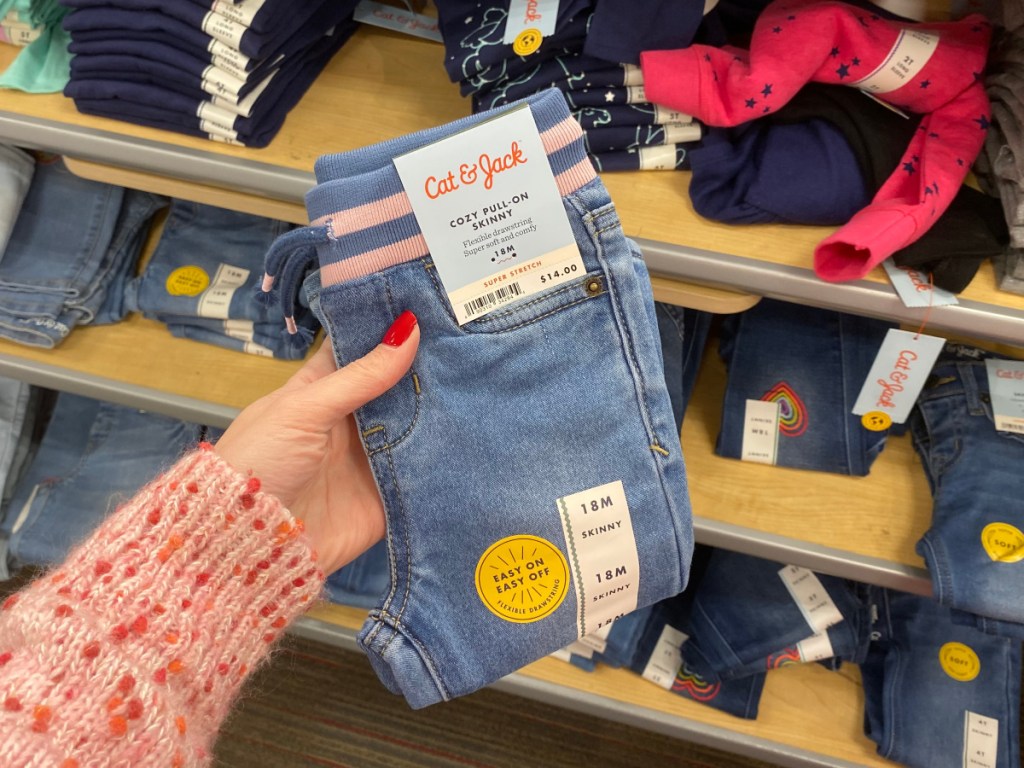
[462,282,524,319]
[995,418,1024,433]
[778,565,844,635]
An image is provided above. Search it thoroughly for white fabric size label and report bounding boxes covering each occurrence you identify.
[638,145,683,171]
[622,63,644,86]
[557,480,640,639]
[211,71,275,118]
[503,0,558,43]
[853,329,946,424]
[627,84,647,103]
[796,631,835,662]
[850,29,940,94]
[641,625,687,690]
[197,264,250,319]
[202,11,247,50]
[211,0,264,28]
[393,105,584,324]
[207,38,250,74]
[200,65,245,98]
[576,621,614,654]
[741,399,780,464]
[963,711,999,768]
[778,565,844,635]
[663,123,702,143]
[654,105,693,125]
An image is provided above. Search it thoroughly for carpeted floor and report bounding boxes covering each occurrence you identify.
[212,634,781,768]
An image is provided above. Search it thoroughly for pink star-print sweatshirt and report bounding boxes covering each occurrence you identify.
[641,0,992,282]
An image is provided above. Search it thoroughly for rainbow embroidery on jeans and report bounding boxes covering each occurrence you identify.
[671,663,721,702]
[765,646,802,670]
[761,382,808,436]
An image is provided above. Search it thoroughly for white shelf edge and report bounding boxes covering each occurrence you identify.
[0,352,238,428]
[289,614,870,768]
[640,238,1024,347]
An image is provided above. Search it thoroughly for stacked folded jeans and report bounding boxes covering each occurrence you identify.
[435,0,703,171]
[59,0,360,147]
[0,391,204,577]
[126,199,317,360]
[0,153,165,348]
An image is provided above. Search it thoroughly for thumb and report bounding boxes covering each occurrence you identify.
[290,311,420,426]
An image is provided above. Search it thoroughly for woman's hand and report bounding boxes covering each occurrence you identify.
[214,311,419,574]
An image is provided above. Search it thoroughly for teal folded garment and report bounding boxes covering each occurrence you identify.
[0,0,71,93]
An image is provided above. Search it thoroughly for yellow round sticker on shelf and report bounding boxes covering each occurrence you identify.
[860,411,892,432]
[166,266,210,297]
[512,28,543,56]
[981,522,1024,563]
[939,642,981,682]
[475,534,569,623]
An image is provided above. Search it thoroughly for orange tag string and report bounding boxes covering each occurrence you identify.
[913,271,936,340]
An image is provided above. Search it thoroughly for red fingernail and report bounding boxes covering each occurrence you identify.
[382,310,417,347]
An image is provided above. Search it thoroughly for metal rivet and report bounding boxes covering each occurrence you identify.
[584,277,603,296]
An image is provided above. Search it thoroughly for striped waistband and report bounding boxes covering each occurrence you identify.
[305,92,597,289]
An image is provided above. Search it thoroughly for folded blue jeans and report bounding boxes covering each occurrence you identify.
[1,393,202,572]
[680,549,868,682]
[628,591,765,719]
[274,89,693,708]
[910,344,1024,624]
[860,588,1021,768]
[717,298,895,475]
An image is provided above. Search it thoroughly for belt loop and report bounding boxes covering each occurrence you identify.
[957,362,986,416]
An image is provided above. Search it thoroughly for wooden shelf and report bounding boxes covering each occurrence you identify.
[299,603,896,768]
[3,33,1021,340]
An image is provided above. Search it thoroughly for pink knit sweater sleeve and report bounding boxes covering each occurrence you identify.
[0,444,325,767]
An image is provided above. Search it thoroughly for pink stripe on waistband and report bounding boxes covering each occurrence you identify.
[320,232,429,288]
[556,156,597,196]
[541,116,586,156]
[313,191,414,239]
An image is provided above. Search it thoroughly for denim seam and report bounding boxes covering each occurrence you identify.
[365,372,422,454]
[373,609,450,700]
[881,646,901,760]
[377,446,413,656]
[361,446,405,651]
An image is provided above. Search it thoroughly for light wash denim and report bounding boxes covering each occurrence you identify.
[860,588,1021,768]
[126,200,316,359]
[716,298,895,475]
[0,144,34,261]
[1,393,202,572]
[0,155,163,346]
[276,90,693,708]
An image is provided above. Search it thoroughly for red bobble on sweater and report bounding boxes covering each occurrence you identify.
[0,651,12,666]
[240,494,256,510]
[94,561,112,576]
[55,604,74,618]
[4,697,22,712]
[82,642,100,659]
[131,616,148,634]
[147,509,161,525]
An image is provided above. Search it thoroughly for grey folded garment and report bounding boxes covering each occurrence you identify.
[994,250,1024,296]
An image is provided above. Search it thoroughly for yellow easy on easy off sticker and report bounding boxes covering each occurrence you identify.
[512,28,543,56]
[475,534,569,623]
[166,265,210,297]
[981,522,1024,563]
[939,642,981,682]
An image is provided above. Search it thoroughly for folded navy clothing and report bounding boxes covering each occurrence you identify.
[68,38,272,98]
[67,20,355,147]
[61,0,339,60]
[462,49,636,98]
[583,123,701,154]
[590,144,691,172]
[436,0,593,83]
[573,103,693,130]
[689,119,869,226]
[584,0,705,64]
[472,61,638,106]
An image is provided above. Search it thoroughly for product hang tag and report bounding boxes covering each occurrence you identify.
[882,260,959,308]
[353,1,442,42]
[502,0,559,44]
[393,105,585,325]
[984,359,1024,434]
[852,329,946,425]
